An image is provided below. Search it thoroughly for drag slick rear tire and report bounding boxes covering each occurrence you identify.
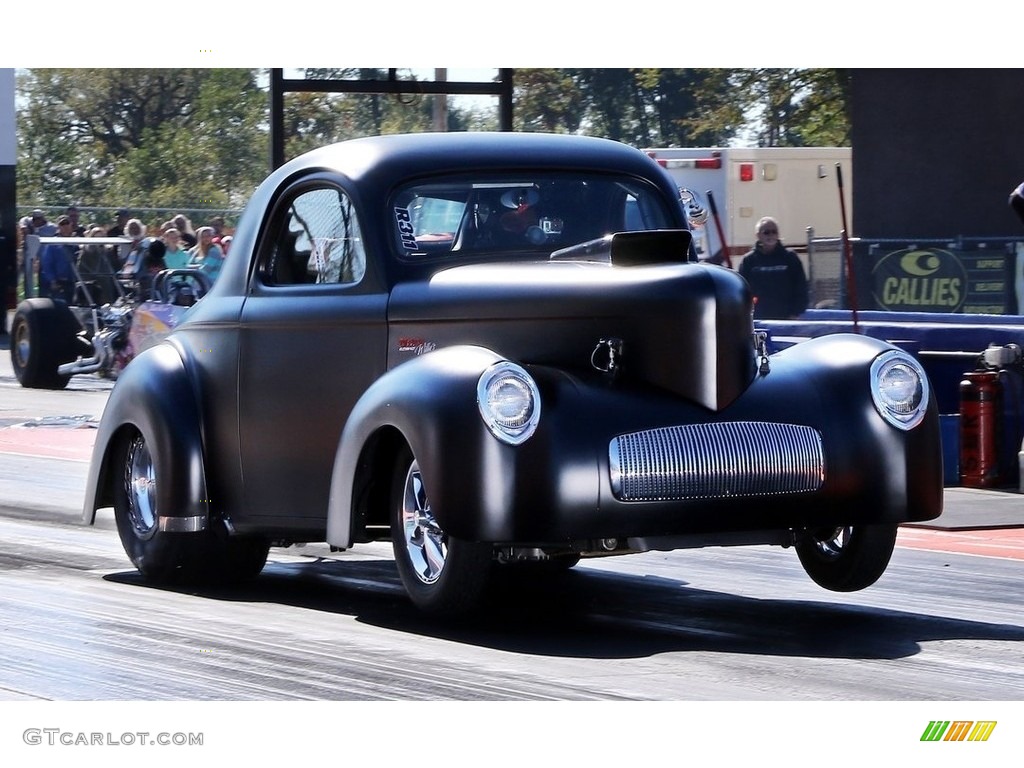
[10,299,80,389]
[113,431,269,584]
[795,523,898,592]
[390,446,493,616]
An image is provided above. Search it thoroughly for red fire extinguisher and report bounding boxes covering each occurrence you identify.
[959,370,1003,487]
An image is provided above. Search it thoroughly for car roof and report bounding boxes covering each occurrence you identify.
[216,132,684,297]
[278,131,670,189]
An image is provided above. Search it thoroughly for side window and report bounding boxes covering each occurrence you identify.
[265,187,366,286]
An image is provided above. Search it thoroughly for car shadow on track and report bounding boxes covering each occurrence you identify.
[103,555,1024,662]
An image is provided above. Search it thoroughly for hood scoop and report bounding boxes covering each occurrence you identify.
[550,229,692,267]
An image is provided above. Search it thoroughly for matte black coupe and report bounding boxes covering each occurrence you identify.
[83,132,943,615]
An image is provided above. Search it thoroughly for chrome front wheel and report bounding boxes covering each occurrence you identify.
[399,461,448,585]
[390,446,492,615]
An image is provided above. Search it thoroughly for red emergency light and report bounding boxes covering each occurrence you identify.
[646,152,722,170]
[739,163,755,181]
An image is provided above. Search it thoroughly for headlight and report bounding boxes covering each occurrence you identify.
[870,350,929,430]
[477,361,541,445]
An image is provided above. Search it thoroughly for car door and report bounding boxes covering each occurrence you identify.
[236,179,388,530]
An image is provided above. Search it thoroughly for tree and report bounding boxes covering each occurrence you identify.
[508,68,849,148]
[511,68,749,147]
[729,69,851,147]
[15,68,852,217]
[17,68,268,217]
[105,70,268,210]
[280,69,480,161]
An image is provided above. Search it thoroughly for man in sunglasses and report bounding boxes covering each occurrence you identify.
[737,216,809,320]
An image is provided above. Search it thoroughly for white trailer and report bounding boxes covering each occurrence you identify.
[643,146,853,262]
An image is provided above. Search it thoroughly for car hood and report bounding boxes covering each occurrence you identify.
[387,259,757,411]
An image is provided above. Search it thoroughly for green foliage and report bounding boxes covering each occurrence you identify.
[727,68,851,147]
[15,68,851,213]
[17,68,268,213]
[512,67,848,149]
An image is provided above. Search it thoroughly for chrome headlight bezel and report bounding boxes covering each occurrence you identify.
[870,349,930,430]
[477,361,541,445]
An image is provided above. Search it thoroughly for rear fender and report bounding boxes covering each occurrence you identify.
[83,341,209,528]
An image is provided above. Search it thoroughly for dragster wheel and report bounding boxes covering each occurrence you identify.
[10,299,79,389]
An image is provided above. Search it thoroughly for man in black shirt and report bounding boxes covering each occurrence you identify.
[737,216,809,320]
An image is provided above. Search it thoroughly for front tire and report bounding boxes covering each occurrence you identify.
[10,299,80,389]
[113,431,269,584]
[795,524,898,592]
[390,446,492,615]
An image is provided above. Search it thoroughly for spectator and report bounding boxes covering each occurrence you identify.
[737,216,809,320]
[173,213,198,249]
[208,215,226,245]
[65,205,86,236]
[138,238,168,298]
[107,208,129,238]
[220,235,233,256]
[1010,181,1024,226]
[78,225,119,304]
[118,219,148,274]
[30,209,58,237]
[161,228,191,269]
[187,226,225,284]
[40,215,77,301]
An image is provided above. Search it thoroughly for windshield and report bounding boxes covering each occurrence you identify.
[390,173,677,259]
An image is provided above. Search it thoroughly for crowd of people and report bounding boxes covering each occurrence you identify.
[18,206,233,303]
[18,202,809,320]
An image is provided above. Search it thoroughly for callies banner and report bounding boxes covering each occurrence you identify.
[854,241,1022,315]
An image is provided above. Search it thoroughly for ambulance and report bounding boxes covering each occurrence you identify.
[643,146,853,263]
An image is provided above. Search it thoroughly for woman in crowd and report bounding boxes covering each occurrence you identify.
[118,218,148,275]
[187,226,225,284]
[172,213,198,249]
[161,227,191,269]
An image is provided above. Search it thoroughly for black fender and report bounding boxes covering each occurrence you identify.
[82,340,210,527]
[327,345,523,548]
[737,333,944,522]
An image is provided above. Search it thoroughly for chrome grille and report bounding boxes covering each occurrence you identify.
[609,422,824,502]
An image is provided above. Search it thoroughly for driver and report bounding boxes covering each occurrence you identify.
[499,187,540,235]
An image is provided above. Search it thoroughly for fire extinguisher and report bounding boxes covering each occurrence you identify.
[959,370,1003,487]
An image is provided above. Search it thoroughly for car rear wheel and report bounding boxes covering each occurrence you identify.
[113,431,269,584]
[10,299,80,389]
[795,523,898,592]
[390,446,492,615]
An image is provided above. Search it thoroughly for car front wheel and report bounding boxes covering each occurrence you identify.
[113,431,269,584]
[390,447,492,615]
[795,523,898,592]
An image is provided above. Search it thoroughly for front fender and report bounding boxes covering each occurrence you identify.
[326,345,509,549]
[82,341,209,527]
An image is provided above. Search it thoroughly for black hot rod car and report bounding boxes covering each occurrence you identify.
[83,132,942,615]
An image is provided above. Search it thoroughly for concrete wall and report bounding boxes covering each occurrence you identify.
[851,69,1024,239]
